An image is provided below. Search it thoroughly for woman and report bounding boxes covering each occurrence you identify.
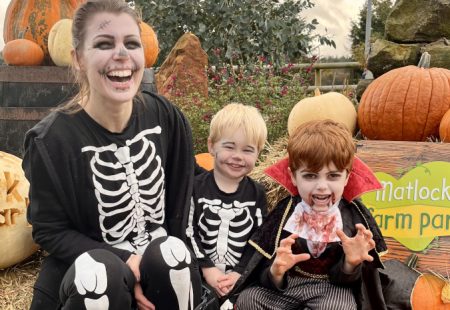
[23,0,202,309]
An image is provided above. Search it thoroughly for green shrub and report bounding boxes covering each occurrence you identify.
[170,55,315,154]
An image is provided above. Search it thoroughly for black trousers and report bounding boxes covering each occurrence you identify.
[30,236,202,310]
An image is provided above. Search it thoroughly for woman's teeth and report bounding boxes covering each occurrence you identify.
[107,70,132,82]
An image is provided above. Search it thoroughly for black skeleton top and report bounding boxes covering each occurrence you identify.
[23,91,195,265]
[186,171,268,273]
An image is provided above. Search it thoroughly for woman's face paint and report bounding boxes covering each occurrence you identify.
[76,12,145,106]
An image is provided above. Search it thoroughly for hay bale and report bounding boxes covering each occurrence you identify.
[250,136,289,210]
[0,250,44,310]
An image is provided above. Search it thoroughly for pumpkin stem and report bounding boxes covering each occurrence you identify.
[314,88,321,97]
[417,52,431,69]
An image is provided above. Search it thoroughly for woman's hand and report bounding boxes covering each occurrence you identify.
[270,233,310,287]
[336,223,376,273]
[126,254,155,310]
[126,254,142,282]
[217,271,241,295]
[202,267,227,296]
[134,282,155,310]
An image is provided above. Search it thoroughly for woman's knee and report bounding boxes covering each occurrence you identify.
[59,249,134,310]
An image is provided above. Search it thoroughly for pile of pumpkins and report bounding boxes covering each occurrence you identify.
[2,0,159,67]
[287,52,450,144]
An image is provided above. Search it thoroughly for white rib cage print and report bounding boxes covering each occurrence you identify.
[82,127,166,252]
[198,198,258,269]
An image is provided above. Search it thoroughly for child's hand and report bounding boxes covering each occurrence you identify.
[202,267,227,296]
[336,223,376,272]
[270,233,310,287]
[217,271,241,295]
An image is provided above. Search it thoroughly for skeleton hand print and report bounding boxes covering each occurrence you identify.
[82,127,167,254]
[74,252,108,295]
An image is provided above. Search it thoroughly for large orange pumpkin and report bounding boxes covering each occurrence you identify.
[139,21,159,68]
[439,109,450,142]
[3,39,44,66]
[358,52,450,141]
[195,153,214,171]
[3,0,85,64]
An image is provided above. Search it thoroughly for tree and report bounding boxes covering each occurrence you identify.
[133,0,335,67]
[349,0,394,64]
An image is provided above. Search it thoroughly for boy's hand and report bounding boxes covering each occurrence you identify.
[336,223,376,273]
[217,271,241,295]
[202,267,227,296]
[270,233,310,287]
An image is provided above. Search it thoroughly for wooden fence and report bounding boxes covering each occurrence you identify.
[293,61,362,92]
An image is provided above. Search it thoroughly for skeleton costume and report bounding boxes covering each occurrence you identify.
[187,171,268,274]
[24,91,202,310]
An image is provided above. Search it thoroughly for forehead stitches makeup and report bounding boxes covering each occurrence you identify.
[98,20,112,30]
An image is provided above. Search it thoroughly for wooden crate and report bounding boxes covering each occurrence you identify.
[356,140,450,275]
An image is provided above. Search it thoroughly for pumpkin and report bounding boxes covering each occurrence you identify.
[3,39,44,66]
[0,151,39,269]
[287,88,357,136]
[411,273,449,309]
[48,19,73,66]
[3,0,85,64]
[139,22,159,67]
[439,109,450,142]
[358,52,450,141]
[195,153,214,171]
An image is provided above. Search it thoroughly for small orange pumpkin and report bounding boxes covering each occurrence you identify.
[411,273,449,309]
[139,22,159,67]
[358,52,450,141]
[3,0,85,64]
[439,109,450,142]
[3,39,44,66]
[195,153,214,171]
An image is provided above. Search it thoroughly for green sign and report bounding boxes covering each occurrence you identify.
[361,161,450,251]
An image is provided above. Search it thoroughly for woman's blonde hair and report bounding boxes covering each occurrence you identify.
[209,103,267,152]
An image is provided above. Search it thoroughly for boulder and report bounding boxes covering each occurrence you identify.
[367,39,421,77]
[155,32,208,100]
[385,0,450,43]
[421,38,450,69]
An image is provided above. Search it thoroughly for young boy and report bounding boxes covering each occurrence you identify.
[234,119,387,310]
[186,103,269,300]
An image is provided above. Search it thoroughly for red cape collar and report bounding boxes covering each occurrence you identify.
[264,156,382,202]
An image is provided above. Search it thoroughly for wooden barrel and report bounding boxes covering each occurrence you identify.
[0,66,157,158]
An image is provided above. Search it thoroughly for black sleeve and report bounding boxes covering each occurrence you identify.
[234,184,268,273]
[162,98,196,240]
[24,137,133,265]
[186,196,216,269]
[329,256,362,285]
[259,262,288,291]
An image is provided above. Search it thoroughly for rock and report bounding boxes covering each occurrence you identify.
[421,38,450,69]
[155,32,208,100]
[367,39,421,77]
[355,79,373,102]
[385,0,450,43]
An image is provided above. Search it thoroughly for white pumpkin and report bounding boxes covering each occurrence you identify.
[0,151,39,269]
[48,19,73,66]
[288,89,357,135]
